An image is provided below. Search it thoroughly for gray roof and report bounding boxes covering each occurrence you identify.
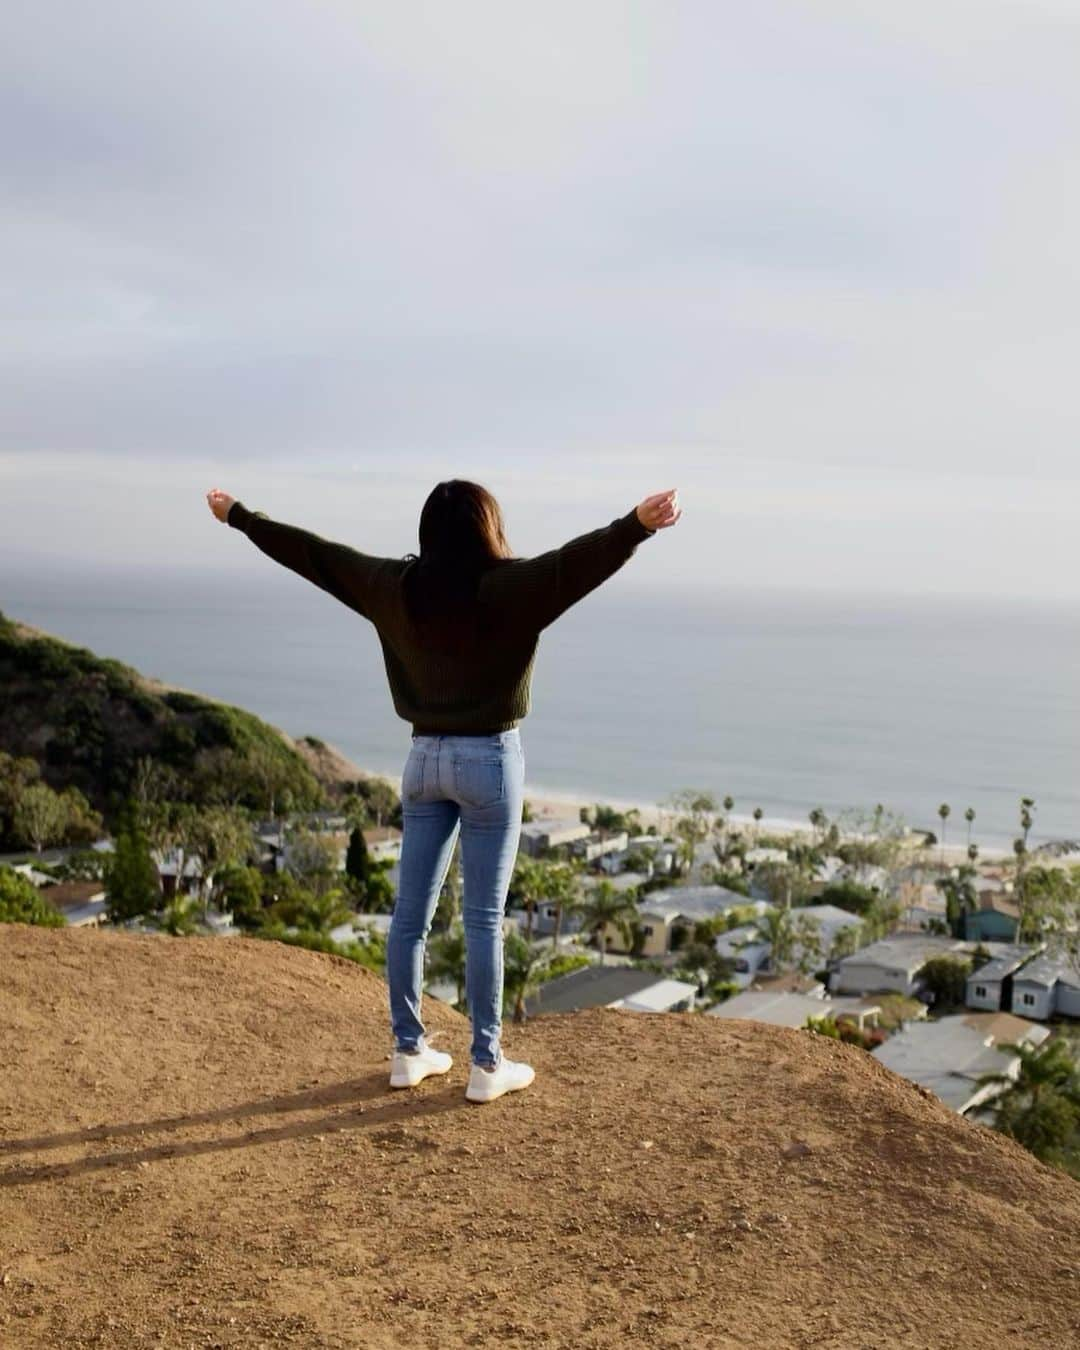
[967,945,1041,984]
[639,885,751,924]
[708,991,878,1028]
[872,1013,1050,1113]
[836,935,1024,979]
[1011,951,1080,991]
[524,966,662,1015]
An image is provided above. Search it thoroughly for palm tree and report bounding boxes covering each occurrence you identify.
[504,932,550,1024]
[299,887,353,934]
[752,806,763,843]
[512,856,547,941]
[546,860,584,951]
[935,865,978,939]
[976,1038,1080,1173]
[759,906,795,971]
[808,807,827,848]
[576,881,639,964]
[427,923,467,1009]
[937,803,951,867]
[964,807,976,852]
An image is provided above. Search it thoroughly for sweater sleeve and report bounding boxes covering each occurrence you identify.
[491,507,656,632]
[226,500,385,620]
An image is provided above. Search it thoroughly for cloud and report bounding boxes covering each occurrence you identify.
[2,3,1079,596]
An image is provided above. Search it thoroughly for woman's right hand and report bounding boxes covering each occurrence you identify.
[636,489,681,532]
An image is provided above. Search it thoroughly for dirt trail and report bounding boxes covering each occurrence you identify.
[2,926,1078,1349]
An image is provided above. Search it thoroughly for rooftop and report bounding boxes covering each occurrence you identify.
[872,1013,1050,1113]
[708,991,878,1028]
[1011,952,1080,991]
[524,965,661,1016]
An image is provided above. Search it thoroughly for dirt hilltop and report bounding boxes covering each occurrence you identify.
[2,927,1078,1350]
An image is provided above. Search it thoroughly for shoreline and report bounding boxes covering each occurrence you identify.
[370,769,1017,863]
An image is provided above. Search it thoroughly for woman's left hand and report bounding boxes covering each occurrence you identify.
[206,488,236,523]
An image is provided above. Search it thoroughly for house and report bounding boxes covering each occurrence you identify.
[1009,953,1080,1021]
[966,946,1040,1012]
[830,935,974,997]
[626,886,759,958]
[793,904,864,958]
[153,848,202,899]
[362,826,403,863]
[872,1012,1051,1114]
[9,861,55,887]
[714,923,771,986]
[743,846,789,869]
[39,881,108,928]
[518,820,591,858]
[625,836,679,875]
[524,966,695,1016]
[610,978,698,1014]
[708,990,881,1031]
[962,893,1020,943]
[897,882,949,931]
[570,831,630,865]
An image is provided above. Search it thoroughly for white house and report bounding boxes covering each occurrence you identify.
[1009,953,1080,1021]
[518,820,591,857]
[966,946,1041,1013]
[714,923,771,987]
[830,935,973,996]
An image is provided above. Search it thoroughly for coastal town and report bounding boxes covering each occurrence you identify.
[4,772,1079,1171]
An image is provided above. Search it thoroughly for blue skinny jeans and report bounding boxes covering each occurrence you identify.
[386,729,525,1067]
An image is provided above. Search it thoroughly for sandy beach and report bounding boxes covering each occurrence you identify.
[372,768,1013,864]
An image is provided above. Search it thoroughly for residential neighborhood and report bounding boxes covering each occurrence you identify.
[3,786,1079,1157]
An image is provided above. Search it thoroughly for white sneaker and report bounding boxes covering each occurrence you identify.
[389,1042,453,1089]
[465,1054,535,1104]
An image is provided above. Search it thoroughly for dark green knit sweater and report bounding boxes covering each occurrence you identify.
[227,500,656,735]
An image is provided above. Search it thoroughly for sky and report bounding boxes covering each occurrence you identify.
[3,1,1079,602]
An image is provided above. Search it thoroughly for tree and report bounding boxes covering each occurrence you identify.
[283,826,340,896]
[937,803,951,866]
[753,860,810,910]
[511,856,548,941]
[977,1038,1080,1177]
[820,880,880,917]
[545,859,584,951]
[935,864,979,939]
[503,932,551,1024]
[920,955,973,1010]
[792,912,823,975]
[576,881,639,963]
[964,806,976,852]
[13,782,68,854]
[191,806,253,917]
[103,803,161,922]
[0,864,65,927]
[345,825,372,889]
[216,864,266,929]
[663,790,718,875]
[759,906,794,971]
[427,923,467,1009]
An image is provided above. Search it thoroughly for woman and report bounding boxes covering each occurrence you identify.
[206,480,681,1103]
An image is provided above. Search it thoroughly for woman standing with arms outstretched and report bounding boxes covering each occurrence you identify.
[207,481,681,1102]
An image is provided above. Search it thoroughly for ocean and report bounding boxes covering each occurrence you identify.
[4,565,1078,851]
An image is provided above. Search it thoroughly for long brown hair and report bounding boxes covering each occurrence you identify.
[402,480,515,642]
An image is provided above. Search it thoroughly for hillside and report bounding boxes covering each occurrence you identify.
[0,609,361,824]
[2,929,1078,1348]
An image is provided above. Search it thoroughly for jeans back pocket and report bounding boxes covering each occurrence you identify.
[452,756,504,809]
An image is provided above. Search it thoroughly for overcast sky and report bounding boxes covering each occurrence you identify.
[3,2,1078,601]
